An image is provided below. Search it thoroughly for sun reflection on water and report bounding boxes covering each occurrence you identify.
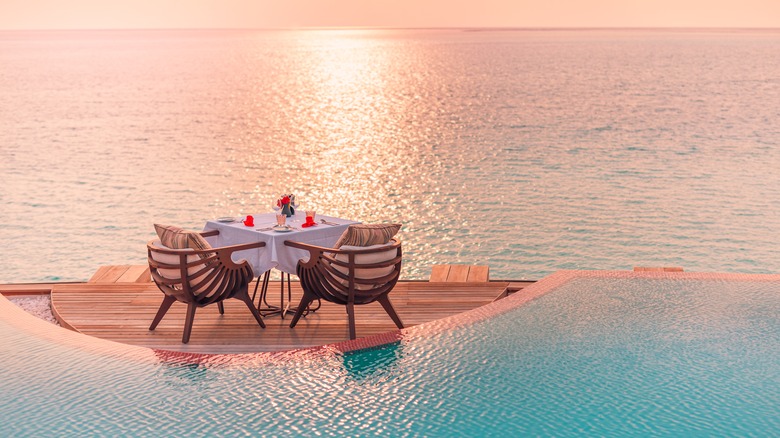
[212,31,455,278]
[4,30,780,283]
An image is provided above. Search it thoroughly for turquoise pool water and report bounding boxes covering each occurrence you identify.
[2,272,779,436]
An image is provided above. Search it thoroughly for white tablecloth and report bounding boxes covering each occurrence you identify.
[203,212,358,276]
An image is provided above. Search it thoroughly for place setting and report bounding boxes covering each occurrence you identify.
[205,191,360,244]
[268,194,321,232]
[214,216,258,227]
[211,194,325,232]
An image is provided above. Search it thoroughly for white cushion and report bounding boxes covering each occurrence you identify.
[332,242,398,289]
[150,240,218,296]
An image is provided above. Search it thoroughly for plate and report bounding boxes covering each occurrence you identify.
[273,225,293,232]
[217,217,236,223]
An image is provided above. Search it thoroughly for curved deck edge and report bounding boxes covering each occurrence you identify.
[5,271,778,366]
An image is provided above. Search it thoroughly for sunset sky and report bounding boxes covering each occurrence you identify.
[1,0,778,29]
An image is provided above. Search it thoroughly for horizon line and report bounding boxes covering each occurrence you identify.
[2,25,780,32]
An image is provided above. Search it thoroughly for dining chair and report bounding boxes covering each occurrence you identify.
[284,238,404,340]
[147,233,266,343]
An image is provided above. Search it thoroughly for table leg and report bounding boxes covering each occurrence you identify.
[280,271,294,319]
[251,270,269,304]
[256,270,284,317]
[256,270,300,318]
[282,272,322,318]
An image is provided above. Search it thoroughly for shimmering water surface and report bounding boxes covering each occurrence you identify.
[2,274,778,436]
[1,29,780,282]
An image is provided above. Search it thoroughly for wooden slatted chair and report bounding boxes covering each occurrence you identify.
[285,239,404,340]
[147,235,266,343]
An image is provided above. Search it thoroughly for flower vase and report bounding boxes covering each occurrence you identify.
[281,204,292,217]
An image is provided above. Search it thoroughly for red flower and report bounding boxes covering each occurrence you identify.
[281,196,290,205]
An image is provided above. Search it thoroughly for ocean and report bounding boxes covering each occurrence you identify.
[1,28,779,283]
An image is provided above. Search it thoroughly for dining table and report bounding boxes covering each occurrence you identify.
[203,212,359,317]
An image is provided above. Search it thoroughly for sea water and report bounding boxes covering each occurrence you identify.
[1,28,779,282]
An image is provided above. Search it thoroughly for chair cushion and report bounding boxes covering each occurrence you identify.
[149,240,198,278]
[332,242,399,290]
[154,224,212,255]
[149,240,219,297]
[333,223,401,248]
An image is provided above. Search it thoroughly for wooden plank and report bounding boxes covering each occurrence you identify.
[90,265,131,283]
[447,265,470,282]
[0,283,56,296]
[117,265,151,283]
[430,265,490,282]
[429,265,450,282]
[88,266,114,282]
[466,265,489,282]
[134,266,152,282]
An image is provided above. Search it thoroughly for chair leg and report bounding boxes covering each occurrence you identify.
[182,302,197,344]
[235,290,265,329]
[149,295,176,331]
[307,298,322,312]
[289,292,317,328]
[218,301,225,315]
[378,295,404,329]
[346,302,357,340]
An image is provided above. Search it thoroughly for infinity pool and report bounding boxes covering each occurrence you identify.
[1,271,778,436]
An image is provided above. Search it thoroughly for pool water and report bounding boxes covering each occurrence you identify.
[1,272,778,436]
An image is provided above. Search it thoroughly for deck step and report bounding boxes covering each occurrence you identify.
[429,264,490,282]
[89,265,151,283]
[0,283,56,296]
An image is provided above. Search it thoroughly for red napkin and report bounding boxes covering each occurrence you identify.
[301,222,317,228]
[243,215,254,227]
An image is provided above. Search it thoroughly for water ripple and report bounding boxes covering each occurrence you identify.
[2,29,780,283]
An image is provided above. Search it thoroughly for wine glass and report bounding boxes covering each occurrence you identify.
[272,197,281,213]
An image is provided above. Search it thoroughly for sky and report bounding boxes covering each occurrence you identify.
[0,0,778,30]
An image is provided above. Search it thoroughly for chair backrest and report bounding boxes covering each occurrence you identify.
[147,240,253,305]
[297,239,402,305]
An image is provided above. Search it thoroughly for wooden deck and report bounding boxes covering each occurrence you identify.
[47,280,524,354]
